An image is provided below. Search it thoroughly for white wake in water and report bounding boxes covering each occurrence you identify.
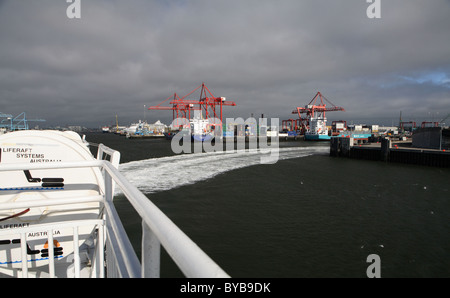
[118,146,328,194]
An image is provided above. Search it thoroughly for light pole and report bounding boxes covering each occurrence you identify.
[144,104,147,123]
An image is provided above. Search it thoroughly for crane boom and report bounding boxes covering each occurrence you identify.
[290,92,345,135]
[148,83,236,129]
[439,113,450,125]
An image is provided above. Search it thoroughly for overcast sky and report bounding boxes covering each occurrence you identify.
[1,0,449,128]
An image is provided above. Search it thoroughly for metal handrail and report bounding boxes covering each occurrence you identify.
[0,156,229,278]
[102,161,230,278]
[0,195,104,210]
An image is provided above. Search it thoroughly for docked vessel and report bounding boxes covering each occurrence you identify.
[0,130,228,278]
[124,120,167,138]
[304,115,331,141]
[292,92,345,141]
[190,117,214,142]
[123,121,142,137]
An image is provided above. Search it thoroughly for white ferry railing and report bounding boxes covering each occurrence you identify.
[101,160,229,278]
[0,155,229,278]
[97,143,121,168]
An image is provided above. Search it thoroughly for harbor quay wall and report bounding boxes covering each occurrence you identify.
[330,137,450,168]
[412,127,442,149]
[225,135,304,142]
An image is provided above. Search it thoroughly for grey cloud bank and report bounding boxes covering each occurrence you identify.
[1,0,449,127]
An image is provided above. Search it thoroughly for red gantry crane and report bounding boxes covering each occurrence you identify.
[291,91,345,135]
[148,83,236,129]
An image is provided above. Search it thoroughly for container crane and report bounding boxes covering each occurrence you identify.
[420,121,439,128]
[0,112,46,131]
[148,83,236,129]
[399,121,416,132]
[291,92,345,139]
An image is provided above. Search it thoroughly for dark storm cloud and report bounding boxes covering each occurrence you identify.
[1,0,449,127]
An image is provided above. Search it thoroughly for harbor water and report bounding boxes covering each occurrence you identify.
[86,133,450,278]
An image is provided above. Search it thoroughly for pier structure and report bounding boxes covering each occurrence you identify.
[330,127,450,167]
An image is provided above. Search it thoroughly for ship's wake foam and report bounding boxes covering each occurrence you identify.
[118,146,328,194]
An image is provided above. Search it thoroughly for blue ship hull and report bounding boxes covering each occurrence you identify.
[192,134,213,142]
[164,132,175,140]
[304,134,331,141]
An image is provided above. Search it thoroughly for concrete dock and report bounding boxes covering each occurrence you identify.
[330,137,450,167]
